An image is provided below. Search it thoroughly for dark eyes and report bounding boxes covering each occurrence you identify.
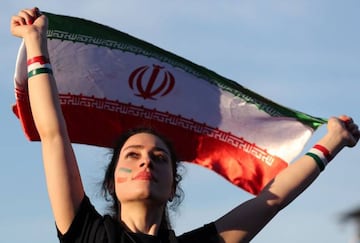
[125,151,169,163]
[151,153,169,163]
[125,152,140,159]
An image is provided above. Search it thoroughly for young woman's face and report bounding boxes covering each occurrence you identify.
[114,132,174,206]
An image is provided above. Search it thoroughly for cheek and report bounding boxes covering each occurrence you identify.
[115,167,132,184]
[162,166,175,186]
[118,167,132,173]
[116,176,128,183]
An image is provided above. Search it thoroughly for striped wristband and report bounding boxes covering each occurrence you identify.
[305,144,332,172]
[27,56,53,79]
[27,55,50,65]
[313,144,333,162]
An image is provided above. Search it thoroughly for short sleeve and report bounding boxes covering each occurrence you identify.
[57,195,108,243]
[177,223,220,243]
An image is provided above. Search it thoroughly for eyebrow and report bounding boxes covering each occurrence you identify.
[122,145,170,155]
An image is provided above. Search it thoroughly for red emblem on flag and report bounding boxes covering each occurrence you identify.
[128,64,175,100]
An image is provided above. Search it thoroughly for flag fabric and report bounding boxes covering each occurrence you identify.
[12,12,326,194]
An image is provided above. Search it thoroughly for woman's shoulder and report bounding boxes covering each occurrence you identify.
[58,195,108,242]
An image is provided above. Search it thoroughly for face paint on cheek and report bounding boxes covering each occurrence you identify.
[116,167,132,183]
[119,167,132,173]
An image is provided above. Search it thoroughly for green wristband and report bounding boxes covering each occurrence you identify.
[28,67,53,79]
[306,152,325,172]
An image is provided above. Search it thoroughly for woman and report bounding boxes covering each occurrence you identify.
[10,8,360,243]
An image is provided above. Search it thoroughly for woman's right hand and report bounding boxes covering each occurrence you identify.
[10,7,47,40]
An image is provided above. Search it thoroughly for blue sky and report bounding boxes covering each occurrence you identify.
[1,1,360,242]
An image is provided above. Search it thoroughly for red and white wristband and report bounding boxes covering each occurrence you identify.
[305,144,332,172]
[27,55,53,78]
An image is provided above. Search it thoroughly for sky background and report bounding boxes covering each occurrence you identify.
[1,1,360,242]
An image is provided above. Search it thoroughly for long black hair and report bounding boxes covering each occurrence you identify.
[102,127,184,229]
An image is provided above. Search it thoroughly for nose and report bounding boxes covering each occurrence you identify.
[139,155,152,168]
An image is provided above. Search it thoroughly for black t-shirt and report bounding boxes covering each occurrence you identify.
[57,195,219,243]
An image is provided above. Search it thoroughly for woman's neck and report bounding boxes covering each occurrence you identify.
[120,201,165,235]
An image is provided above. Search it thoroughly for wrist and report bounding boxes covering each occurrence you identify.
[306,144,332,172]
[27,55,53,79]
[316,133,346,159]
[23,31,49,58]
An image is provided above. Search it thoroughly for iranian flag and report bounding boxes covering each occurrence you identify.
[12,12,326,194]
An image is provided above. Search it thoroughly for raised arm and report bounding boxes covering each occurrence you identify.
[215,116,360,243]
[10,8,85,233]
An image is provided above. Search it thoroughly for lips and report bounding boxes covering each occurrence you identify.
[133,170,155,181]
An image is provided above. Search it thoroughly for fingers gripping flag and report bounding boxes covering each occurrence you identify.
[12,12,326,194]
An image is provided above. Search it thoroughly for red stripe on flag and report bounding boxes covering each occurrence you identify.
[13,89,287,194]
